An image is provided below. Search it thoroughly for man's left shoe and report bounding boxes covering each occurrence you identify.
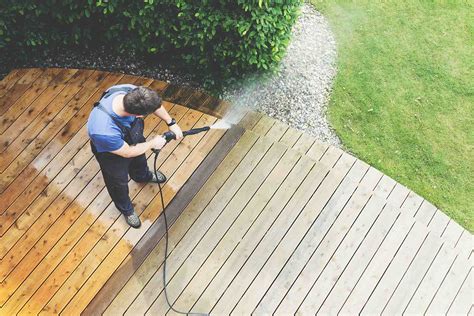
[125,212,142,229]
[150,171,167,184]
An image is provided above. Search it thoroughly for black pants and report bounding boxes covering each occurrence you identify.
[91,141,152,216]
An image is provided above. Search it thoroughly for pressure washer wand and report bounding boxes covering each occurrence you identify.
[152,126,210,154]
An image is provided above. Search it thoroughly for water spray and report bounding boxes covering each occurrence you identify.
[209,120,233,130]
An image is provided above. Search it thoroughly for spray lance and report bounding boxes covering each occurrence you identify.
[151,126,211,154]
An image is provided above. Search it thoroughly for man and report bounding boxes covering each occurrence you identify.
[87,84,183,228]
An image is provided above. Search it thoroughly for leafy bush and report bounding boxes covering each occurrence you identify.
[0,0,301,84]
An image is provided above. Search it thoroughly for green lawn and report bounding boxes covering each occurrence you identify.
[311,1,473,231]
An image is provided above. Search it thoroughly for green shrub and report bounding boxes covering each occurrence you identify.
[0,0,301,85]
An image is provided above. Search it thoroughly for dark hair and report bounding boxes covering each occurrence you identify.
[123,86,162,115]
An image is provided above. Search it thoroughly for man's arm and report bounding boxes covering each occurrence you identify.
[111,136,166,158]
[154,106,173,124]
[154,105,184,139]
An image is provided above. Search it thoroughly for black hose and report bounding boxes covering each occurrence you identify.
[153,152,208,316]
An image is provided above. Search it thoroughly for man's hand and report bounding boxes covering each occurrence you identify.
[169,124,183,140]
[150,135,167,150]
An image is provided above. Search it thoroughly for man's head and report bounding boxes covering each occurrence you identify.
[123,86,162,116]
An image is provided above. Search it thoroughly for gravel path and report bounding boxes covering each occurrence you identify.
[223,4,340,146]
[1,3,340,146]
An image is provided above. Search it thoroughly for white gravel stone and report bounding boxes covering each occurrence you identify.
[222,4,341,147]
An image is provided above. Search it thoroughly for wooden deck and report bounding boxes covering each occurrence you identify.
[0,68,472,315]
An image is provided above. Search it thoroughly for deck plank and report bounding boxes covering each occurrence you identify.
[425,255,471,314]
[317,205,400,315]
[401,191,424,214]
[251,115,275,135]
[404,242,458,314]
[447,268,473,315]
[0,69,29,98]
[1,73,121,180]
[0,70,106,174]
[0,68,45,115]
[382,232,443,315]
[455,231,473,260]
[279,127,302,148]
[428,209,450,238]
[442,220,465,248]
[265,119,289,142]
[318,146,345,168]
[274,184,379,314]
[293,132,315,154]
[1,72,90,184]
[0,142,98,283]
[360,221,429,314]
[0,69,101,193]
[372,173,395,197]
[338,214,416,314]
[297,168,396,314]
[237,111,263,131]
[414,200,437,226]
[385,182,410,208]
[298,196,397,314]
[305,139,329,161]
[0,68,63,134]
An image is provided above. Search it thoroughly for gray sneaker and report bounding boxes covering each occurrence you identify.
[150,171,167,184]
[125,212,141,228]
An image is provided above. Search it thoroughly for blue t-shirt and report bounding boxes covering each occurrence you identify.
[87,84,137,153]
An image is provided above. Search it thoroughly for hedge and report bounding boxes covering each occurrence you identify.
[0,0,301,85]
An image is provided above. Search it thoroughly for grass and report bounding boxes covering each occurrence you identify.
[310,1,473,231]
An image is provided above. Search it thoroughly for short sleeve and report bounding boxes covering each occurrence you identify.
[90,133,124,152]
